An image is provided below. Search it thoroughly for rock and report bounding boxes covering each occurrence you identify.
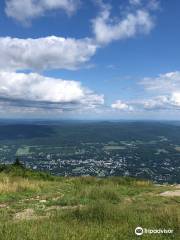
[39,200,47,203]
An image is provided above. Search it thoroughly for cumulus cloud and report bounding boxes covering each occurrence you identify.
[111,70,180,112]
[2,1,159,73]
[171,92,180,107]
[135,94,180,111]
[92,1,154,44]
[0,36,97,71]
[111,100,133,111]
[1,0,161,117]
[137,71,180,110]
[139,96,170,110]
[111,96,180,112]
[0,71,104,112]
[5,0,79,23]
[140,71,180,94]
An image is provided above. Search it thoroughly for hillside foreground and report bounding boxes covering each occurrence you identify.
[0,164,179,240]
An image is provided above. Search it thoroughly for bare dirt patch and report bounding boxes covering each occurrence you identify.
[160,190,180,197]
[13,208,51,221]
[14,208,36,220]
[46,205,83,211]
[0,204,7,208]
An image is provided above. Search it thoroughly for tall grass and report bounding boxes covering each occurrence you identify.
[0,166,179,240]
[0,174,44,193]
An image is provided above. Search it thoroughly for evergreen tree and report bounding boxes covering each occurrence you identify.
[14,157,23,167]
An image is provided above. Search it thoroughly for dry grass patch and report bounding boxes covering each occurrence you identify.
[0,174,45,194]
[132,180,152,187]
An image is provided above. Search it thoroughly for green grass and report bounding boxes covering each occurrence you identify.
[103,145,126,150]
[0,165,179,240]
[16,146,31,156]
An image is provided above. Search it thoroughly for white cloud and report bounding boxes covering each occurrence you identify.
[111,100,133,111]
[141,71,180,94]
[2,1,159,73]
[111,96,176,112]
[111,70,180,112]
[0,1,162,118]
[0,71,104,112]
[137,94,180,111]
[148,0,160,10]
[140,96,169,110]
[129,0,159,10]
[5,0,79,23]
[0,36,97,71]
[170,92,180,107]
[129,0,142,6]
[137,71,180,110]
[92,2,154,44]
[108,71,180,114]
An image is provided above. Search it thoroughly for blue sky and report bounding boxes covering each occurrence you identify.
[0,0,180,119]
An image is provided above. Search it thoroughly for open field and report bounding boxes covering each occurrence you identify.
[0,165,179,240]
[103,145,126,151]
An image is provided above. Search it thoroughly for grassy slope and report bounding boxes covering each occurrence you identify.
[0,165,179,240]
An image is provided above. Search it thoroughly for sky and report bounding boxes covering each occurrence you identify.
[0,0,180,120]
